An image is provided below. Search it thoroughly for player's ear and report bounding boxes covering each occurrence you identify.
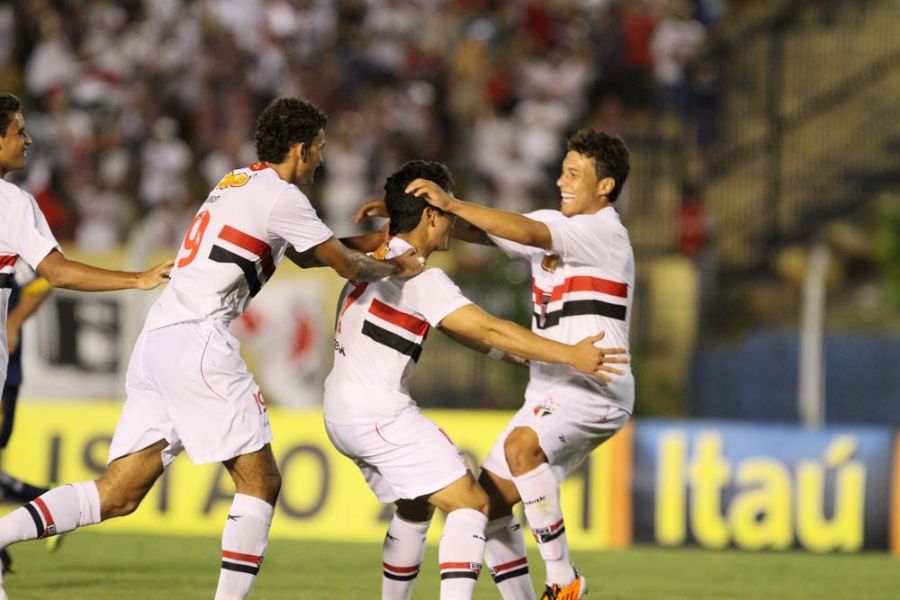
[597,176,615,198]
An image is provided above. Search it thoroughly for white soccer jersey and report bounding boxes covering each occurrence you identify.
[490,207,635,413]
[144,164,334,330]
[324,237,472,425]
[0,179,61,388]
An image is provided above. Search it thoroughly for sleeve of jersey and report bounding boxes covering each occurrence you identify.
[546,214,610,266]
[7,192,61,269]
[267,187,335,253]
[486,209,556,259]
[401,269,473,327]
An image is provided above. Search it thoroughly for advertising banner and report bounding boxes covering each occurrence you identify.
[3,403,632,549]
[633,420,895,553]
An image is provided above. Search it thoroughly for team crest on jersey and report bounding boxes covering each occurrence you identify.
[533,404,554,417]
[216,171,251,190]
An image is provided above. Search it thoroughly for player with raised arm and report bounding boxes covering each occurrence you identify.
[325,160,627,600]
[0,97,422,600]
[0,93,172,391]
[405,130,634,600]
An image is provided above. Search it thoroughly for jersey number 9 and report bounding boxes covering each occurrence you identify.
[177,210,211,268]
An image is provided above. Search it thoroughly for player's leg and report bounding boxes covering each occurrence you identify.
[383,498,433,600]
[0,439,165,550]
[504,425,581,596]
[428,472,490,600]
[477,468,535,600]
[214,443,281,600]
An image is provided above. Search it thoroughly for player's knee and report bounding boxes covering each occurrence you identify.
[503,427,543,476]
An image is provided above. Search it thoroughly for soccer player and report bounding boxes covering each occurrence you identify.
[0,93,174,391]
[325,160,627,600]
[405,129,634,600]
[0,97,422,599]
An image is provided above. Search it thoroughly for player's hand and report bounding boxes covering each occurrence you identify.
[389,248,427,280]
[136,259,175,290]
[351,198,388,223]
[570,331,629,380]
[405,179,455,212]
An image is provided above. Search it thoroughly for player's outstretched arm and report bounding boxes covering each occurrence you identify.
[439,304,628,379]
[286,227,389,269]
[350,197,492,246]
[36,250,173,291]
[406,178,553,250]
[306,236,424,281]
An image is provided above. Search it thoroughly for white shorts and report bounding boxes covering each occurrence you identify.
[109,321,272,466]
[324,406,469,503]
[482,386,630,483]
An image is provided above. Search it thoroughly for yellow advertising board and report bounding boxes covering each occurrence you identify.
[3,403,632,549]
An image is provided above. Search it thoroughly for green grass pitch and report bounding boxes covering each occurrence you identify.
[3,532,899,598]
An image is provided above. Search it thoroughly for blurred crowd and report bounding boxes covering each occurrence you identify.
[0,0,724,250]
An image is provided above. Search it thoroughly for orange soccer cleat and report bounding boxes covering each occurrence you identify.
[540,572,587,600]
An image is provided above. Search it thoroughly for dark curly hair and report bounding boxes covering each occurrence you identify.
[255,97,328,164]
[384,160,455,235]
[0,94,21,136]
[566,129,630,203]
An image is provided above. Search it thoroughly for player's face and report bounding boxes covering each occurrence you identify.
[0,113,32,175]
[430,207,456,252]
[556,151,600,217]
[296,129,326,185]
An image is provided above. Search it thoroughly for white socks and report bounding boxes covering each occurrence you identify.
[439,508,488,599]
[382,513,431,600]
[485,514,535,599]
[512,463,574,586]
[0,481,100,547]
[214,494,274,600]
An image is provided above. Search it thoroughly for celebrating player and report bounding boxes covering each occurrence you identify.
[403,129,634,600]
[325,160,627,600]
[0,97,422,600]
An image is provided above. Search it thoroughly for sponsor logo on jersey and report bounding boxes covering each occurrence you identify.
[216,171,251,190]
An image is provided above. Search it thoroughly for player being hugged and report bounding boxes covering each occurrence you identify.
[402,129,635,600]
[0,97,422,600]
[325,160,627,600]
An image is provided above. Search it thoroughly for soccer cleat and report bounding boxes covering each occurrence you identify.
[540,572,587,600]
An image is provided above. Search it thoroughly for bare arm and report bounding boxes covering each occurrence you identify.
[350,197,492,246]
[406,179,553,249]
[286,227,389,269]
[292,236,423,282]
[439,304,627,379]
[36,250,173,291]
[6,279,52,354]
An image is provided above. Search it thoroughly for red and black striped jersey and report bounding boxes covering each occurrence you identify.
[0,179,61,389]
[324,237,472,425]
[491,207,635,413]
[144,165,334,330]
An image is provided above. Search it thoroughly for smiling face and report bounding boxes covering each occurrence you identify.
[556,150,607,217]
[0,113,32,176]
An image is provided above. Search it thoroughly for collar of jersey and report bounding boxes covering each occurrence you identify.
[384,236,415,260]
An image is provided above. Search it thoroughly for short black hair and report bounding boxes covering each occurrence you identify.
[0,94,21,136]
[566,129,630,203]
[255,97,328,163]
[384,160,454,235]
